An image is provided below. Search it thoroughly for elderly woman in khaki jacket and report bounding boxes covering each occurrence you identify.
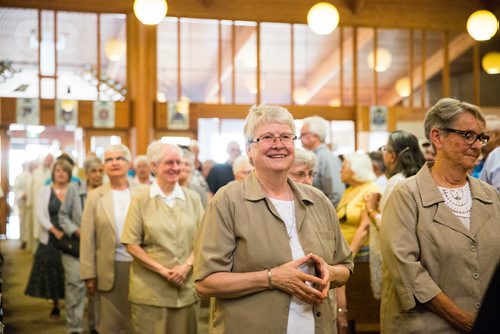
[121,141,204,334]
[80,144,138,334]
[194,105,353,334]
[380,98,500,333]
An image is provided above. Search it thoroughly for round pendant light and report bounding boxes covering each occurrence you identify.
[105,39,126,61]
[395,77,411,97]
[466,10,499,41]
[293,87,309,105]
[367,48,392,72]
[307,2,340,35]
[482,52,500,74]
[133,0,168,25]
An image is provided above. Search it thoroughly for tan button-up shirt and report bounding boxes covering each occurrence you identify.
[194,172,353,334]
[380,163,500,333]
[121,185,204,308]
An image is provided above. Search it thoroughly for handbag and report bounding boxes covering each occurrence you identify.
[55,234,80,258]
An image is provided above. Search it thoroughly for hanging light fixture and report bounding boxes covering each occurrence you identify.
[395,77,411,97]
[307,2,340,35]
[105,39,126,61]
[367,48,392,72]
[293,87,309,105]
[133,0,168,25]
[466,10,499,41]
[482,52,500,74]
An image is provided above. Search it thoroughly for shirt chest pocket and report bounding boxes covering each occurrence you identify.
[313,230,336,264]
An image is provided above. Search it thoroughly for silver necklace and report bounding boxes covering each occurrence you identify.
[260,179,296,240]
[287,186,296,240]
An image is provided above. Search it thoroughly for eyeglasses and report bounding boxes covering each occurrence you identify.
[378,145,392,152]
[299,132,315,139]
[104,156,127,163]
[289,171,317,179]
[160,159,182,167]
[440,128,489,146]
[250,133,297,145]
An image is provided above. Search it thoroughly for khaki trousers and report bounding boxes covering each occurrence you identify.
[97,261,131,334]
[131,302,197,334]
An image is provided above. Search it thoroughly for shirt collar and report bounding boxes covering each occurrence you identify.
[149,180,185,201]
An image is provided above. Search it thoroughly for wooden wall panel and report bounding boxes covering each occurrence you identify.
[0,98,129,128]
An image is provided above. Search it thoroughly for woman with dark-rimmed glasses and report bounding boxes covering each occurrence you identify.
[380,98,500,333]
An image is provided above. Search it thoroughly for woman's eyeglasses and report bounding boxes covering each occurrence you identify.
[440,128,489,146]
[250,133,297,145]
[289,171,317,179]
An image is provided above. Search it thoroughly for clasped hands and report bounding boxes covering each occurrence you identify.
[159,263,192,287]
[270,253,330,305]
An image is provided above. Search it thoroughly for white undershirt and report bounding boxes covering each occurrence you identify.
[270,198,314,334]
[112,188,133,261]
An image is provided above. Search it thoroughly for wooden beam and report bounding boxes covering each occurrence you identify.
[295,28,373,104]
[0,0,484,31]
[442,30,450,98]
[380,33,475,106]
[473,42,480,105]
[203,25,255,102]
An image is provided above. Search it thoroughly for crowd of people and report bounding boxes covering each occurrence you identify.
[12,97,500,333]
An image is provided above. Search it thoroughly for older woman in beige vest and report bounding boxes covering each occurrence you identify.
[80,144,138,334]
[380,98,500,333]
[194,105,353,334]
[121,141,204,334]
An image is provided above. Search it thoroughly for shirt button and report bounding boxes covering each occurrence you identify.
[470,245,477,252]
[316,312,321,317]
[472,273,479,279]
[475,302,481,309]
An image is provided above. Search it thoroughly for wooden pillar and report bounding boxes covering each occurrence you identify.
[0,127,9,235]
[127,14,157,155]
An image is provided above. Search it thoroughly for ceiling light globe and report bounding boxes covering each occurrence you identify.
[466,10,499,41]
[133,0,168,25]
[481,52,500,74]
[367,48,392,72]
[395,77,411,97]
[307,2,340,35]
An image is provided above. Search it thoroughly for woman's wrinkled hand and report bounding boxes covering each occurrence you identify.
[167,263,191,287]
[50,227,64,240]
[309,253,331,296]
[363,192,381,211]
[271,254,327,305]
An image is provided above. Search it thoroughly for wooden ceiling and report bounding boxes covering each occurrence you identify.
[1,0,499,31]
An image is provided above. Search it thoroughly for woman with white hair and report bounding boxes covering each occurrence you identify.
[335,152,380,332]
[288,148,317,186]
[121,141,204,333]
[194,105,353,334]
[133,155,153,185]
[80,144,138,333]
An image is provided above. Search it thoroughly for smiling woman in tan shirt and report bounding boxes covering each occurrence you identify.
[193,105,353,334]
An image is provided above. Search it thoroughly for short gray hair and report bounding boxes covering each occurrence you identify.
[232,155,252,175]
[180,147,195,165]
[147,140,182,164]
[83,156,102,172]
[293,148,317,170]
[424,98,486,141]
[243,105,296,146]
[343,153,376,183]
[302,116,328,142]
[133,155,148,168]
[104,144,131,162]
